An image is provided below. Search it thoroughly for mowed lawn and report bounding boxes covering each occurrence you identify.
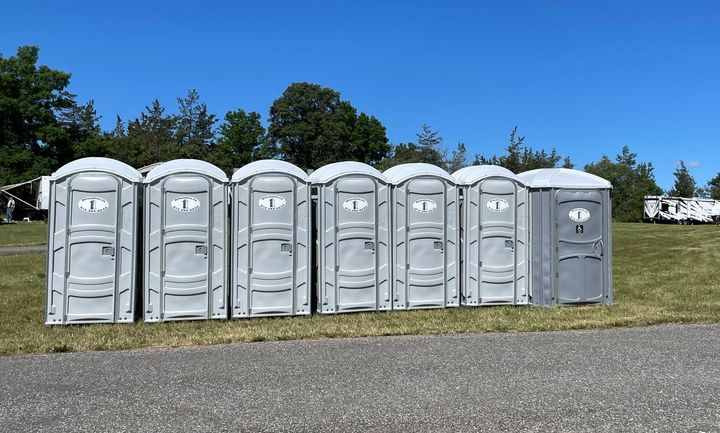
[0,223,719,355]
[0,221,47,246]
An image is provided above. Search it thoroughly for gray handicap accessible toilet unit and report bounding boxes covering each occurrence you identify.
[143,159,228,321]
[310,162,391,314]
[517,168,612,306]
[45,157,142,325]
[383,163,459,310]
[453,165,530,306]
[230,160,311,318]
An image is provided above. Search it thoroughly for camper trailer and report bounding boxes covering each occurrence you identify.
[644,196,719,224]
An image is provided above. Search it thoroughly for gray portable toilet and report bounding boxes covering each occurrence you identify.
[383,163,459,310]
[453,165,530,306]
[143,159,228,322]
[45,157,142,325]
[517,168,612,307]
[310,162,391,314]
[230,160,311,318]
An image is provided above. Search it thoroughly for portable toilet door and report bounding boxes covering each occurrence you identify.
[453,165,530,306]
[517,168,612,307]
[383,163,459,310]
[310,162,391,314]
[45,157,142,325]
[143,160,228,322]
[230,160,311,318]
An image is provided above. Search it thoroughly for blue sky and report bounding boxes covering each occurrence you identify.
[2,0,719,189]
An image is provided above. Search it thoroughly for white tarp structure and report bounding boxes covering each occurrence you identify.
[1,176,50,221]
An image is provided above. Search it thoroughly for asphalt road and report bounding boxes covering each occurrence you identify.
[1,324,718,433]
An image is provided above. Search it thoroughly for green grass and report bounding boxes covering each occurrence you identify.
[1,222,719,355]
[0,221,47,246]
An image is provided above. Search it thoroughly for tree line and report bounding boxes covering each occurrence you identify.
[1,46,716,222]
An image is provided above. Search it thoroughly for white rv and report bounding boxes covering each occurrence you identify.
[644,196,720,224]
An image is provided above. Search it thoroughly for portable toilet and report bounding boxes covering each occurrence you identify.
[453,165,530,306]
[45,157,142,325]
[383,163,459,310]
[310,161,391,314]
[230,160,311,318]
[143,159,228,321]
[517,168,612,306]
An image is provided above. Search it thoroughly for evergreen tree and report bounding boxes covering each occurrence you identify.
[707,172,720,200]
[59,100,108,159]
[111,115,126,138]
[415,124,446,167]
[446,142,467,173]
[115,99,176,167]
[585,147,663,221]
[174,89,217,158]
[472,127,565,172]
[668,161,696,197]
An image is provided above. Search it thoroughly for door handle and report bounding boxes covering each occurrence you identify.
[364,241,375,254]
[102,246,115,260]
[195,245,208,258]
[594,240,604,257]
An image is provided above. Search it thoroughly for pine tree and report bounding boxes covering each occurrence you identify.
[668,161,696,197]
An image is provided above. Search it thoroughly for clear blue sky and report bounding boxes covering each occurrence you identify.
[2,0,719,190]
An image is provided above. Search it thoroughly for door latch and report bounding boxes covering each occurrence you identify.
[364,242,375,254]
[281,243,293,256]
[102,246,115,257]
[195,245,208,255]
[434,241,444,252]
[505,240,514,250]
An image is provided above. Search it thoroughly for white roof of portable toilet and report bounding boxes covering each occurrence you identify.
[517,168,612,189]
[231,160,308,182]
[51,157,142,182]
[145,159,228,182]
[309,161,386,184]
[383,163,454,185]
[452,165,523,186]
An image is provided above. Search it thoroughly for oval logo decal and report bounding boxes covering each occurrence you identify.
[78,197,109,213]
[569,208,590,222]
[171,196,201,212]
[487,198,509,212]
[259,195,286,210]
[343,197,368,212]
[413,199,437,213]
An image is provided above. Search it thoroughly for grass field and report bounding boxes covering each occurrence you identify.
[1,222,719,355]
[0,221,47,247]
